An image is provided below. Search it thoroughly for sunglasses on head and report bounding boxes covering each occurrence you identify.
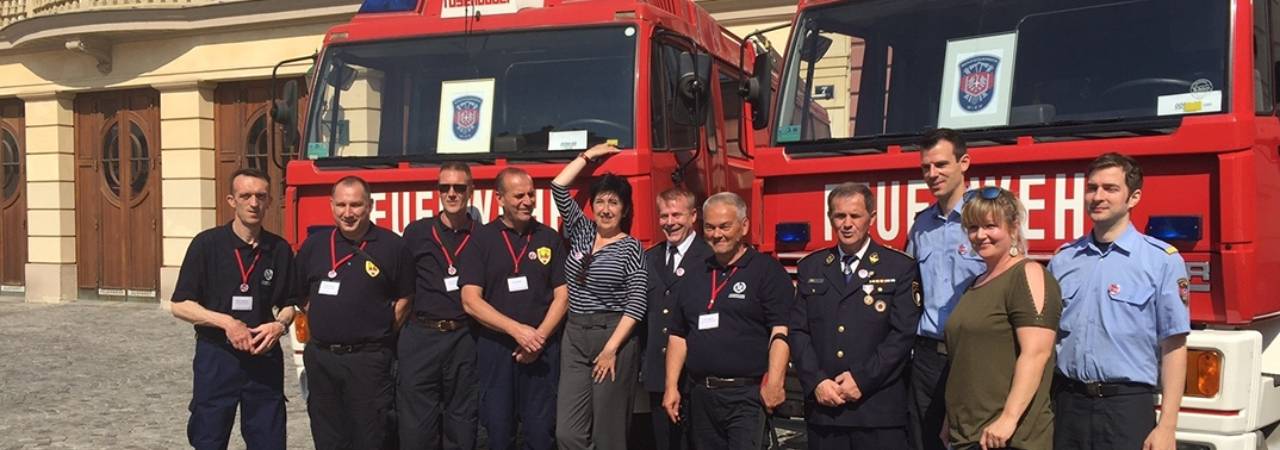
[438,184,469,194]
[964,186,1004,201]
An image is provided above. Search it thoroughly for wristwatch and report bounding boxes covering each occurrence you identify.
[276,320,290,336]
[578,153,597,164]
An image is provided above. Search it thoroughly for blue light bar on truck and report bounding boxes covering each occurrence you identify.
[776,222,811,246]
[359,0,417,13]
[1145,215,1202,242]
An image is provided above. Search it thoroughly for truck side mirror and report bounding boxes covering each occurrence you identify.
[270,80,301,149]
[800,33,833,64]
[741,51,773,130]
[673,51,711,127]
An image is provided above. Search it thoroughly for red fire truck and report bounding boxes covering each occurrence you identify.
[755,0,1280,447]
[268,0,785,415]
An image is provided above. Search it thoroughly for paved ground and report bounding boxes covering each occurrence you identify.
[0,298,806,449]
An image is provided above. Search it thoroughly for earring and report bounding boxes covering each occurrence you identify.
[1009,246,1020,257]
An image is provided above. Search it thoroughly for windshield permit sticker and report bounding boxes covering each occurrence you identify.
[441,0,543,18]
[778,125,801,143]
[937,32,1018,130]
[1157,90,1222,116]
[306,142,329,159]
[437,78,496,154]
[548,130,588,151]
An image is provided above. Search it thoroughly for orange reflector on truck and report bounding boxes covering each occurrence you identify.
[1184,348,1221,398]
[294,310,310,344]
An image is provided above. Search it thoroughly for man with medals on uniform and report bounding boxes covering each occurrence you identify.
[459,167,568,450]
[662,192,793,449]
[1049,153,1190,450]
[294,175,414,450]
[398,161,479,449]
[641,188,711,450]
[791,182,922,449]
[172,168,298,450]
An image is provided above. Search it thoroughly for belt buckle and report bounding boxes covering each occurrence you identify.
[1085,382,1105,398]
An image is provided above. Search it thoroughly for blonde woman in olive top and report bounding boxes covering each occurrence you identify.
[944,187,1062,450]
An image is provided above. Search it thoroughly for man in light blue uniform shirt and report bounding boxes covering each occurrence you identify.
[1049,153,1189,450]
[904,129,986,450]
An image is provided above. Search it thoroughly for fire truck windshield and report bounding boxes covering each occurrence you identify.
[774,0,1229,148]
[304,26,636,159]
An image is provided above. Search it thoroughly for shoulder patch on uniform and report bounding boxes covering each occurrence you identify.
[1165,246,1178,255]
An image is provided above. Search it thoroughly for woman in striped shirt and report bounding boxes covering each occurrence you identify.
[551,143,647,450]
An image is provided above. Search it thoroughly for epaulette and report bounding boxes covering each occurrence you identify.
[881,244,915,261]
[799,247,839,267]
[1053,241,1071,256]
[1140,234,1178,255]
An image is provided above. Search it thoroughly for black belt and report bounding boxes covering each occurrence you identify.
[311,341,387,354]
[413,313,469,332]
[915,336,947,355]
[698,376,762,389]
[1056,376,1155,398]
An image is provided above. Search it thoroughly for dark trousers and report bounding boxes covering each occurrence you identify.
[556,312,641,450]
[303,344,394,450]
[807,424,909,450]
[397,321,478,450]
[1054,383,1157,450]
[688,383,767,450]
[908,338,948,450]
[188,339,286,450]
[649,392,689,450]
[476,333,559,450]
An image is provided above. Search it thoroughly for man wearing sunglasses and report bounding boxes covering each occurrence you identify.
[398,161,480,449]
[1048,153,1189,450]
[906,128,987,450]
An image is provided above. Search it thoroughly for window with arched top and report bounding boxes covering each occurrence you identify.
[0,129,18,201]
[102,123,121,197]
[128,122,149,195]
[246,114,270,171]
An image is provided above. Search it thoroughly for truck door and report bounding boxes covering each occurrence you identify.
[650,41,712,202]
[709,66,753,203]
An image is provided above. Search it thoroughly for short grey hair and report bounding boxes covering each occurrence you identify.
[827,182,876,215]
[702,192,747,221]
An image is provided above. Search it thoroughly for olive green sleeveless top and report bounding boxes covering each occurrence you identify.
[944,260,1062,450]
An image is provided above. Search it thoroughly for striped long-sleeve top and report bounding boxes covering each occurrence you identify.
[552,182,647,320]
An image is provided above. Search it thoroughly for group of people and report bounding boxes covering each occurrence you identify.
[169,127,1190,450]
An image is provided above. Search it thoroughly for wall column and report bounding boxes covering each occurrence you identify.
[21,92,77,303]
[156,82,217,307]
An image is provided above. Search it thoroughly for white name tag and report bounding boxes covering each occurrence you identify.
[445,276,460,292]
[231,295,253,311]
[318,280,341,296]
[698,313,720,330]
[507,276,529,292]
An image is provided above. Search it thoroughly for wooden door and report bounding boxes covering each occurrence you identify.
[75,89,161,298]
[214,79,306,237]
[0,99,25,287]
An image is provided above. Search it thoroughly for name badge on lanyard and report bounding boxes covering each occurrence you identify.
[502,229,532,293]
[435,224,472,294]
[318,280,341,296]
[231,295,253,311]
[700,267,739,331]
[507,276,529,292]
[445,276,460,292]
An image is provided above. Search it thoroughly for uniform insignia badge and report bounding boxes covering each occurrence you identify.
[1165,246,1179,255]
[365,260,381,278]
[874,300,887,313]
[1177,278,1191,305]
[528,251,538,260]
[912,281,922,307]
[862,284,874,305]
[1108,283,1121,296]
[857,269,869,279]
[864,295,875,305]
[868,252,880,265]
[675,267,685,277]
[451,95,483,140]
[264,269,274,281]
[733,282,747,294]
[537,247,552,265]
[825,253,835,265]
[958,244,967,255]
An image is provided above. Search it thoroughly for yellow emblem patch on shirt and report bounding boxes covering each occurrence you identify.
[537,247,552,265]
[1165,246,1178,255]
[365,260,380,278]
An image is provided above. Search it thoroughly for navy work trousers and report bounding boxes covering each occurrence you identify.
[187,338,286,450]
[475,333,560,450]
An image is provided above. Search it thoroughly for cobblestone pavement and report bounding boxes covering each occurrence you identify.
[0,298,312,450]
[0,298,806,449]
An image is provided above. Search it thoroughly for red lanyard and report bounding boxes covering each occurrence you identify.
[707,267,739,311]
[329,229,368,277]
[500,229,532,275]
[431,222,472,272]
[234,248,260,293]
